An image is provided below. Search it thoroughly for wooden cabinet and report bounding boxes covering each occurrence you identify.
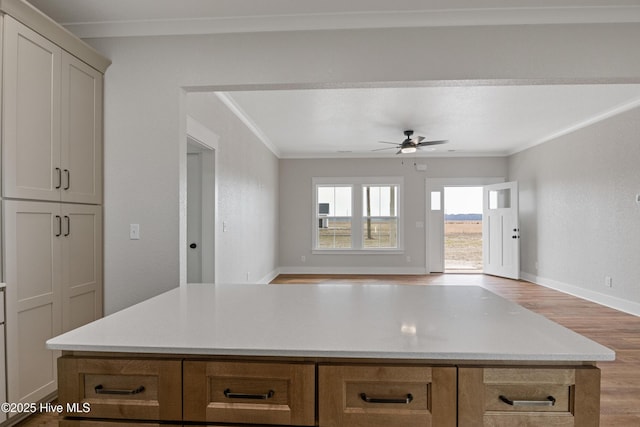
[184,360,315,426]
[58,356,182,421]
[3,201,102,406]
[458,366,601,427]
[2,15,103,205]
[57,355,602,427]
[319,364,457,427]
[60,422,181,427]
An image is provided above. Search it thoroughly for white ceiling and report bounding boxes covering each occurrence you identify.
[27,0,640,158]
[218,85,640,158]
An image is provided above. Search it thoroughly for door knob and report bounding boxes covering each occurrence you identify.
[189,243,197,249]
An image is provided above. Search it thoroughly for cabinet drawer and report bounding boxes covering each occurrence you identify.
[184,360,315,425]
[60,421,180,427]
[458,366,601,427]
[319,365,456,427]
[58,356,182,421]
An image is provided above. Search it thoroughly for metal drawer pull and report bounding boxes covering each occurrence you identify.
[94,384,145,395]
[360,393,413,404]
[499,395,556,407]
[223,389,275,400]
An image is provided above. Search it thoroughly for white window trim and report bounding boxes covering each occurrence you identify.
[312,176,404,254]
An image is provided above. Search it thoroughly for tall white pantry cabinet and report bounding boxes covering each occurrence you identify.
[0,0,110,421]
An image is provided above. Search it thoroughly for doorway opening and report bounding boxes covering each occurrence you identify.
[444,186,483,273]
[185,123,218,284]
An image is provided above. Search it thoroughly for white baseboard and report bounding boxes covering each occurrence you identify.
[521,272,640,317]
[257,268,281,284]
[278,266,428,275]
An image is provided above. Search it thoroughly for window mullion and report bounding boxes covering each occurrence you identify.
[352,184,363,249]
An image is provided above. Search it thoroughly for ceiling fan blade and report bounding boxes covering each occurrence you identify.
[378,141,400,145]
[412,136,425,144]
[417,140,448,146]
[371,146,397,152]
[396,149,402,155]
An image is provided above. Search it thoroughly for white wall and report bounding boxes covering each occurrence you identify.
[85,23,640,313]
[187,93,279,285]
[279,157,507,273]
[509,106,640,314]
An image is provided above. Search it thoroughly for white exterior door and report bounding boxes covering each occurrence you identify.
[483,181,520,279]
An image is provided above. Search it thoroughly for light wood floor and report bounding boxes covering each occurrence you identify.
[15,274,639,426]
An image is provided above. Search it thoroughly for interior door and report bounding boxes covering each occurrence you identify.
[483,181,520,279]
[187,152,203,283]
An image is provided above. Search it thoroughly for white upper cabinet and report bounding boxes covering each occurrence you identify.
[2,15,103,204]
[2,15,62,201]
[61,52,103,204]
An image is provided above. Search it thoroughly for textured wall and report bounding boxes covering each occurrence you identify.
[279,157,507,273]
[85,23,639,313]
[509,106,640,312]
[187,93,279,284]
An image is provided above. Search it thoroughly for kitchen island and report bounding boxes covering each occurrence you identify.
[47,283,614,426]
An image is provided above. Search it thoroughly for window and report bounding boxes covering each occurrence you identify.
[431,191,441,211]
[313,177,403,252]
[316,185,352,249]
[363,185,398,248]
[489,188,511,209]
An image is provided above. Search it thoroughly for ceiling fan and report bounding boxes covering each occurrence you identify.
[373,130,447,154]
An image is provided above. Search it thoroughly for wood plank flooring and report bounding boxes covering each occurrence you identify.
[15,274,639,426]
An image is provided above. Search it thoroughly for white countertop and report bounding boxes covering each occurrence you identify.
[47,283,615,362]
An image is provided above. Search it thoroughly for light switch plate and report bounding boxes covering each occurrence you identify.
[130,224,140,240]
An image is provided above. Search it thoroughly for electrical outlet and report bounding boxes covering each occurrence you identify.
[406,255,411,263]
[605,276,613,288]
[301,255,306,263]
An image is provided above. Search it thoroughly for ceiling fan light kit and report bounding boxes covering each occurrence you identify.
[401,146,417,154]
[375,129,448,155]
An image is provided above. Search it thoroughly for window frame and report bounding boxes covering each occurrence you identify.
[312,176,404,254]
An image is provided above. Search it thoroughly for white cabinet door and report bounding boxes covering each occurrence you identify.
[61,52,103,204]
[2,16,103,205]
[61,204,103,332]
[2,16,62,202]
[3,200,62,406]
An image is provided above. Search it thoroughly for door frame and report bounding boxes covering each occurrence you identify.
[180,115,219,284]
[425,177,504,273]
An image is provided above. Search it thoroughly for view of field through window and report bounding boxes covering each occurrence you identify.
[444,187,483,271]
[317,184,399,249]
